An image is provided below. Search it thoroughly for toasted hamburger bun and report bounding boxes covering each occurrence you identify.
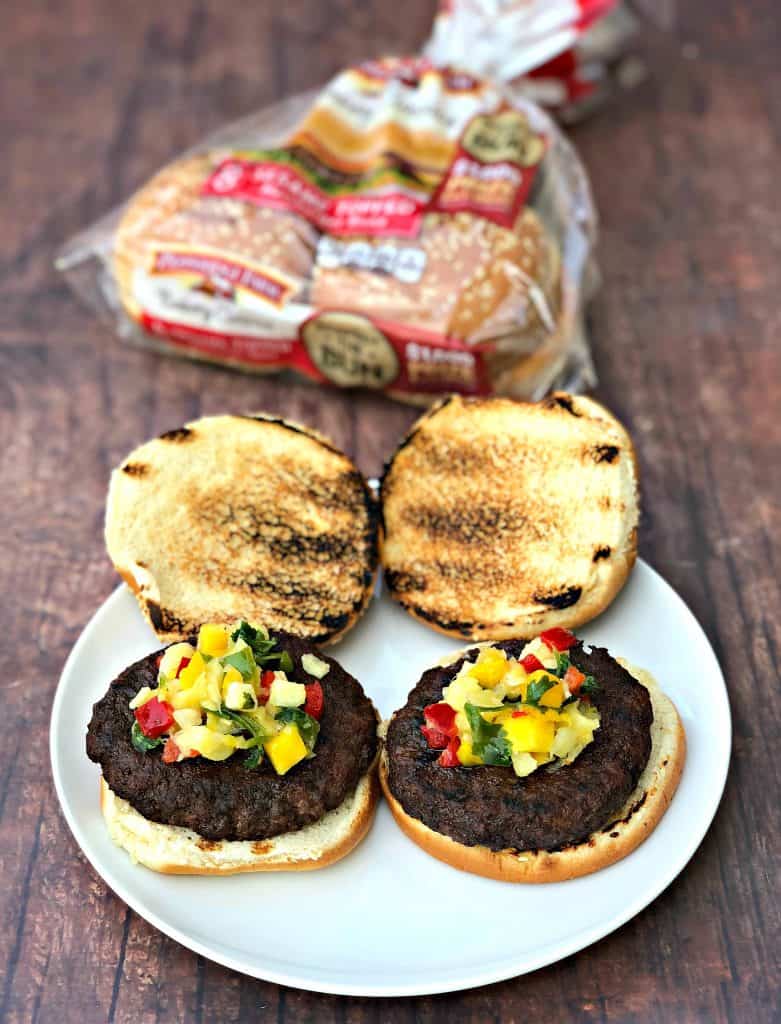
[380,655,684,883]
[100,771,379,875]
[379,392,639,640]
[106,414,378,644]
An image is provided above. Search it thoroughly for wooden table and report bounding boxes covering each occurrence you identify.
[2,0,778,1020]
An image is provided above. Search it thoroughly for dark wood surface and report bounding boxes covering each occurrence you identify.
[2,0,779,1020]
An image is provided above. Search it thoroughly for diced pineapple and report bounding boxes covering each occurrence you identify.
[301,653,330,679]
[173,725,237,761]
[206,710,234,734]
[129,686,155,710]
[268,679,306,708]
[173,708,202,730]
[178,651,206,689]
[502,661,528,699]
[224,681,258,710]
[471,647,508,687]
[171,675,210,710]
[198,623,229,657]
[511,750,538,777]
[264,725,307,775]
[158,642,196,681]
[443,674,501,712]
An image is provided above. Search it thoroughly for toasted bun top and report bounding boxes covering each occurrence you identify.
[379,393,639,640]
[106,414,377,644]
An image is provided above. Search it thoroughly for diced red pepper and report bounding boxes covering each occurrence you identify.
[520,653,544,673]
[423,702,458,737]
[134,697,175,738]
[539,628,577,651]
[421,725,450,749]
[303,681,324,720]
[175,656,191,678]
[511,710,529,718]
[258,669,276,705]
[564,665,586,694]
[162,737,180,763]
[437,736,461,767]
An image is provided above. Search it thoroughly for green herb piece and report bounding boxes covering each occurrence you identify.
[580,675,599,695]
[276,707,320,751]
[131,721,164,753]
[464,703,511,767]
[222,647,256,680]
[553,651,571,677]
[212,705,270,764]
[230,620,293,672]
[243,746,263,769]
[525,674,557,706]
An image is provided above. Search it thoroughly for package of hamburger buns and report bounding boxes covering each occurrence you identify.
[58,56,599,403]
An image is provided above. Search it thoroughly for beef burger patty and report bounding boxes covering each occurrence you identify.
[385,640,652,853]
[87,632,378,842]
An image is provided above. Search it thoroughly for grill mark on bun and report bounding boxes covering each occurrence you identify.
[159,427,194,442]
[122,463,148,477]
[593,546,612,562]
[402,504,525,543]
[543,394,581,416]
[593,444,620,464]
[532,586,582,610]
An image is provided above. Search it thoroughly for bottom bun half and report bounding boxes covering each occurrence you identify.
[380,662,685,883]
[100,770,379,875]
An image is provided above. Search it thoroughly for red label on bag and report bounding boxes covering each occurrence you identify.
[138,310,492,396]
[202,158,426,238]
[429,110,546,227]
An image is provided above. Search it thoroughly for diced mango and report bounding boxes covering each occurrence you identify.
[457,740,483,766]
[471,647,508,687]
[171,675,209,710]
[539,681,565,708]
[264,725,307,775]
[178,651,206,689]
[198,623,229,657]
[502,712,555,753]
[173,725,236,761]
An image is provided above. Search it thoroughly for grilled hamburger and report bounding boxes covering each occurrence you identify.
[106,414,378,645]
[379,392,639,640]
[87,621,379,873]
[381,628,684,882]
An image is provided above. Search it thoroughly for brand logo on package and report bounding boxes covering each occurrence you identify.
[152,249,294,307]
[202,158,426,238]
[430,110,547,228]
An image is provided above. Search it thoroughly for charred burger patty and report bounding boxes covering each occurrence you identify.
[385,641,652,853]
[86,632,378,842]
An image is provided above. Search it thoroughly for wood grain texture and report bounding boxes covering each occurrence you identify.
[0,0,778,1021]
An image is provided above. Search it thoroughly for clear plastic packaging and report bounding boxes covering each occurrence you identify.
[424,2,671,123]
[58,57,598,404]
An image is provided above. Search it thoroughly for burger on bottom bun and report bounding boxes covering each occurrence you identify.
[87,623,380,874]
[381,629,684,883]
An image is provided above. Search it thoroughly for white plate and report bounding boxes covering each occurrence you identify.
[51,560,730,997]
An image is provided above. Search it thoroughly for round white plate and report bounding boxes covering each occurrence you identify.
[51,560,730,997]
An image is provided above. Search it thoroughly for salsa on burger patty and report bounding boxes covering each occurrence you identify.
[385,629,653,853]
[87,622,378,842]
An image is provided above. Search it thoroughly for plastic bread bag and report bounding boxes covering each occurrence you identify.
[424,2,676,123]
[57,57,598,404]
